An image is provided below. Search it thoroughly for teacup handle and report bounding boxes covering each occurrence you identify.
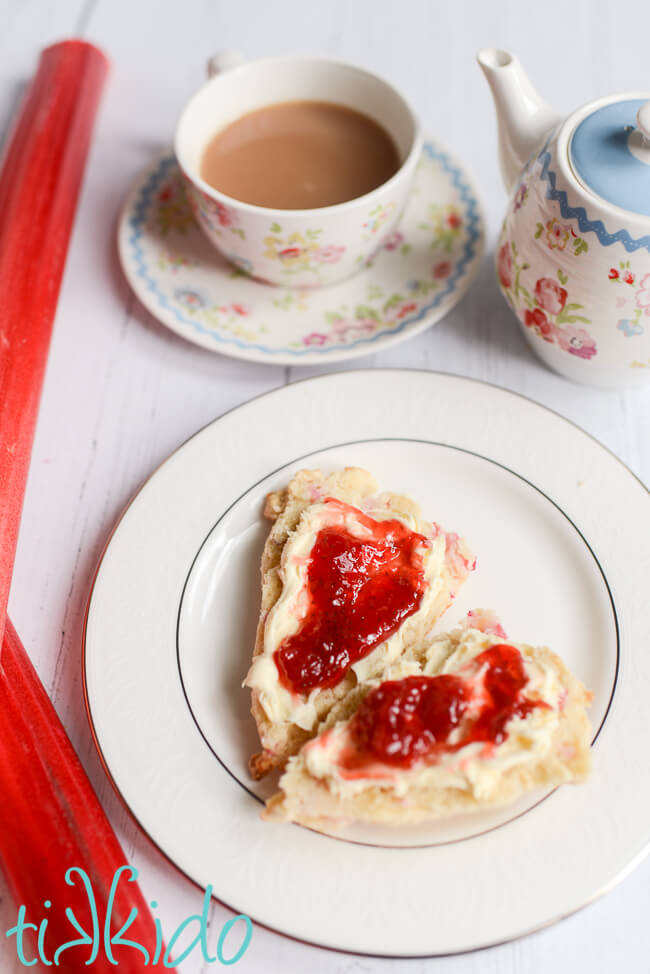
[206,51,245,78]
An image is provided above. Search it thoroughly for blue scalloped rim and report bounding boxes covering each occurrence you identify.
[538,149,650,254]
[126,142,483,356]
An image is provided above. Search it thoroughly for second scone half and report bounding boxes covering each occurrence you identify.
[244,467,475,778]
[264,622,592,828]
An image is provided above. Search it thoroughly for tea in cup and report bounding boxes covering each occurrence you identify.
[175,55,422,287]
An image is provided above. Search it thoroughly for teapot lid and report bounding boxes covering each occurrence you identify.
[569,97,650,217]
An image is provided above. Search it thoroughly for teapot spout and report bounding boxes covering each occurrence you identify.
[477,49,561,193]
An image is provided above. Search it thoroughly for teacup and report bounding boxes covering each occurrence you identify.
[174,54,422,288]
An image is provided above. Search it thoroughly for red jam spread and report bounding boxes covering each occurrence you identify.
[274,498,429,695]
[344,644,549,770]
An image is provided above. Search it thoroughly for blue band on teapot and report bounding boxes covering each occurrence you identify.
[538,148,650,254]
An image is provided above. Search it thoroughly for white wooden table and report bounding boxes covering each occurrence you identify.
[2,1,649,971]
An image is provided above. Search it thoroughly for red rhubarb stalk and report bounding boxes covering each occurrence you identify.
[0,40,107,647]
[0,619,173,969]
[0,42,175,969]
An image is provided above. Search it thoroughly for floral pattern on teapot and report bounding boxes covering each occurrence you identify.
[498,240,596,359]
[609,262,650,338]
[479,49,650,387]
[495,140,650,381]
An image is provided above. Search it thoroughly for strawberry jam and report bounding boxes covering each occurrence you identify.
[274,498,429,695]
[344,644,548,770]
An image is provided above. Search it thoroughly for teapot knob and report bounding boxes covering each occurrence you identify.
[628,101,650,165]
[637,102,650,142]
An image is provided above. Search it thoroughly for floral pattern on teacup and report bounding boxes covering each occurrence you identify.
[381,229,413,257]
[363,202,396,237]
[263,225,346,275]
[187,187,246,240]
[383,229,404,250]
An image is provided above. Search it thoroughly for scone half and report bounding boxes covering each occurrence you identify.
[244,467,475,778]
[264,623,592,828]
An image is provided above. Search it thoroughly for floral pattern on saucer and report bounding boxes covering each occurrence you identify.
[118,141,484,365]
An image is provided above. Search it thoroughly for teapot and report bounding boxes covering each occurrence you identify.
[478,49,650,388]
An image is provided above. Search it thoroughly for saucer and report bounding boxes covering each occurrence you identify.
[118,141,484,365]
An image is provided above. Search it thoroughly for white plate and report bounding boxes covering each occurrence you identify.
[84,370,649,956]
[117,142,484,365]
